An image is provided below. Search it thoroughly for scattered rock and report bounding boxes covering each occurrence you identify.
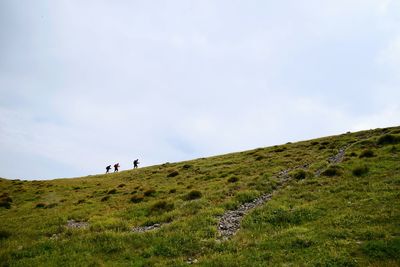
[66,219,89,229]
[315,146,347,176]
[132,223,165,233]
[49,233,59,240]
[327,147,347,164]
[186,258,198,264]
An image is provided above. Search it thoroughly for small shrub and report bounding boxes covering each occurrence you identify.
[319,146,326,150]
[150,201,174,213]
[361,238,400,260]
[169,189,176,194]
[185,190,202,200]
[290,238,314,248]
[130,194,144,203]
[144,189,156,197]
[0,230,11,239]
[321,166,342,177]
[311,141,319,145]
[35,203,47,208]
[359,149,375,158]
[167,170,179,178]
[274,147,286,153]
[0,201,11,209]
[255,155,265,161]
[227,176,239,183]
[117,184,126,188]
[77,199,85,204]
[291,169,307,180]
[0,195,12,202]
[45,203,58,209]
[349,152,357,157]
[107,189,117,194]
[377,134,400,145]
[352,166,369,177]
[182,164,192,170]
[101,196,110,202]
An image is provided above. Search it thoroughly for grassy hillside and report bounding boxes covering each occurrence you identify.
[1,127,399,266]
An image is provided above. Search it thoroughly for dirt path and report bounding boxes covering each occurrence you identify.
[126,146,348,237]
[217,147,348,240]
[64,147,349,236]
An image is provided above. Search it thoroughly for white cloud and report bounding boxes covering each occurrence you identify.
[352,105,400,131]
[378,36,400,73]
[1,1,399,179]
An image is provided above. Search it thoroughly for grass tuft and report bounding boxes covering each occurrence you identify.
[182,164,192,170]
[0,201,11,209]
[377,134,400,145]
[227,176,239,183]
[0,229,11,239]
[144,189,156,197]
[290,169,308,180]
[169,188,177,194]
[35,203,47,208]
[361,238,400,260]
[167,170,179,177]
[352,165,369,177]
[130,194,144,203]
[101,196,110,202]
[359,149,375,158]
[107,189,117,194]
[321,166,342,177]
[150,200,174,213]
[184,190,202,200]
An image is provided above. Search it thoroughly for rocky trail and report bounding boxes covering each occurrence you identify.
[62,146,349,237]
[217,147,348,240]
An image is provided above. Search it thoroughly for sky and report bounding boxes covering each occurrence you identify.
[0,1,399,180]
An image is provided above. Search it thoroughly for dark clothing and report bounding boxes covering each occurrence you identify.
[114,163,119,172]
[133,159,139,169]
[106,165,111,173]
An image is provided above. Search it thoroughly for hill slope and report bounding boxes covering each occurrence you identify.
[1,127,399,266]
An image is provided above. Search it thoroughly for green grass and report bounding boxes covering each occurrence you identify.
[0,126,399,266]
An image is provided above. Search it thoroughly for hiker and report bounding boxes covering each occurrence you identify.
[114,163,120,172]
[106,165,111,173]
[133,159,140,169]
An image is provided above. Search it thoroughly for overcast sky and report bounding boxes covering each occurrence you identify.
[1,1,399,180]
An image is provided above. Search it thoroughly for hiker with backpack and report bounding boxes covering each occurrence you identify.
[106,165,111,173]
[133,159,140,169]
[114,163,120,172]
